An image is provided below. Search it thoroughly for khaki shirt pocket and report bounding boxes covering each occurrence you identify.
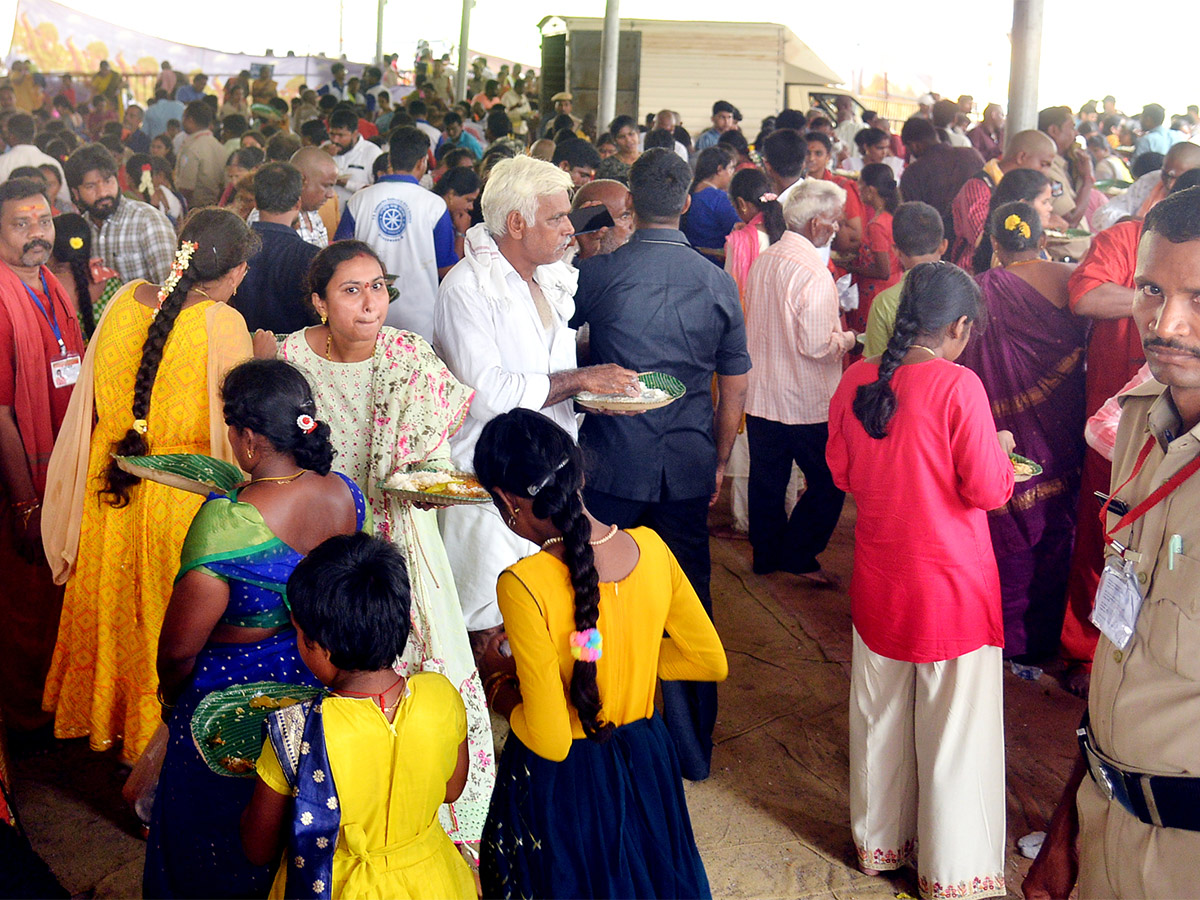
[1143,550,1200,680]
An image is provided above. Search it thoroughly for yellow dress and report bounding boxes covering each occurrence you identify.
[258,673,475,900]
[43,285,251,762]
[500,526,729,761]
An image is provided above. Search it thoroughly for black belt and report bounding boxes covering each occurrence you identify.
[1078,717,1200,831]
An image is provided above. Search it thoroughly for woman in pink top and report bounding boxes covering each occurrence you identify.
[826,262,1015,899]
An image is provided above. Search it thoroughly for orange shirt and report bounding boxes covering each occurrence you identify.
[1067,220,1145,414]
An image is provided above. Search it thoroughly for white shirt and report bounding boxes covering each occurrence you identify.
[333,136,384,207]
[0,144,67,204]
[433,224,581,628]
[1093,170,1158,231]
[414,119,442,149]
[637,132,690,162]
[344,175,450,342]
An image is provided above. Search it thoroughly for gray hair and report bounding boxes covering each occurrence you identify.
[481,155,574,236]
[784,179,846,232]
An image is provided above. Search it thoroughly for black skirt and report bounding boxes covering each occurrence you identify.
[481,713,711,900]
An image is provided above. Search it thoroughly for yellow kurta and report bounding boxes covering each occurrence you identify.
[499,527,728,762]
[43,285,250,762]
[258,673,474,900]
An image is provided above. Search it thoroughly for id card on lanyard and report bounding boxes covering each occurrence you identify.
[24,271,80,388]
[1093,435,1200,649]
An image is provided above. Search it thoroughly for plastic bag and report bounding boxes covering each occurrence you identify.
[122,722,168,826]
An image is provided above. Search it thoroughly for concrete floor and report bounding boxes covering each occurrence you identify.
[8,499,1085,899]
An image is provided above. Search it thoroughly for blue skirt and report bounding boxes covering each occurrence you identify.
[142,630,320,899]
[480,713,711,900]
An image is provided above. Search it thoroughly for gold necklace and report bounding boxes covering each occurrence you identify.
[1005,257,1042,269]
[250,470,305,485]
[541,523,620,549]
[191,287,214,301]
[908,345,939,360]
[325,331,334,361]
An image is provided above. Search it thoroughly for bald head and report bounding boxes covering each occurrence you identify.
[571,178,634,259]
[1001,129,1057,174]
[291,146,338,212]
[1161,142,1200,192]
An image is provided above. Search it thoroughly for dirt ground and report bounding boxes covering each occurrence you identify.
[8,497,1085,899]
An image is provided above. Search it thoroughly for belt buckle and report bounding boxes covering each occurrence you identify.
[1079,728,1116,801]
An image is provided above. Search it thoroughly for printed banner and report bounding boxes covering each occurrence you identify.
[4,0,373,99]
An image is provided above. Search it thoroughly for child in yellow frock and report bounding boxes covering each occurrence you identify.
[240,533,474,900]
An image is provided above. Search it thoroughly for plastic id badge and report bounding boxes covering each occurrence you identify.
[1091,557,1144,651]
[50,352,81,388]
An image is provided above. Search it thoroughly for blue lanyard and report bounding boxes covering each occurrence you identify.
[22,270,66,354]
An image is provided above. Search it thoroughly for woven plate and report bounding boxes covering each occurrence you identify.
[190,681,325,777]
[575,371,686,412]
[116,453,244,496]
[1011,453,1043,483]
[1043,228,1090,243]
[379,468,492,506]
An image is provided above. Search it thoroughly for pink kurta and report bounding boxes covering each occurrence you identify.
[826,358,1014,662]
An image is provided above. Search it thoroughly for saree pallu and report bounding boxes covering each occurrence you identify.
[143,631,320,899]
[958,268,1089,658]
[481,714,711,900]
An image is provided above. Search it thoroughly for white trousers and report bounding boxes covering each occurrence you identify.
[849,628,1006,900]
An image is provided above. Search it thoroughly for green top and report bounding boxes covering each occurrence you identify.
[863,270,908,358]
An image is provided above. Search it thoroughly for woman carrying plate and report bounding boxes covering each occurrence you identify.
[268,240,494,845]
[957,202,1087,662]
[143,358,369,898]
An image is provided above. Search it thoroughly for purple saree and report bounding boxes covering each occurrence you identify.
[958,267,1089,659]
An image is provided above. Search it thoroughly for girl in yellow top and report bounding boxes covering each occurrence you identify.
[474,409,728,899]
[241,534,474,900]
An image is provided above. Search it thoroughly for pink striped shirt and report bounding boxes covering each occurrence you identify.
[743,231,853,425]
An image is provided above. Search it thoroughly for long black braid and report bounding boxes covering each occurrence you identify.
[474,408,614,742]
[852,261,984,439]
[102,208,261,506]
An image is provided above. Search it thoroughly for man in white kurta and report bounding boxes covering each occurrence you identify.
[433,156,638,649]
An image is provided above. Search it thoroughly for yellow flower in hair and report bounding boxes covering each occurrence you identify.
[1004,214,1032,240]
[68,236,84,250]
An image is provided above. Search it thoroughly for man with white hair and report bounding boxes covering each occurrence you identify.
[743,180,856,584]
[434,155,639,652]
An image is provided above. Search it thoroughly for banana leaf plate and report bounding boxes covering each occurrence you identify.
[1011,453,1043,483]
[575,371,686,412]
[115,453,244,496]
[190,681,325,777]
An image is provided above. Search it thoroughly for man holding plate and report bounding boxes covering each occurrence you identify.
[572,147,750,782]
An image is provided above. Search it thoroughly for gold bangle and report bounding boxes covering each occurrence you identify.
[486,674,518,709]
[155,685,176,709]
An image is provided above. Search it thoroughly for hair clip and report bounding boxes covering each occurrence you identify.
[297,414,317,433]
[759,192,778,203]
[569,628,603,662]
[527,456,569,496]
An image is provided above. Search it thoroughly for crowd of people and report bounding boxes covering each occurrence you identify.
[0,47,1199,900]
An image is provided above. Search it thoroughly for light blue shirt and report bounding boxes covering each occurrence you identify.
[141,98,186,138]
[1133,125,1185,162]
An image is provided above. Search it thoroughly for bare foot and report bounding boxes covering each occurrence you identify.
[859,866,881,877]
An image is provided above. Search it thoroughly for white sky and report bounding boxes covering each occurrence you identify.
[1,0,1191,117]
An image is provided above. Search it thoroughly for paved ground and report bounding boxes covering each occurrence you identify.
[7,498,1086,898]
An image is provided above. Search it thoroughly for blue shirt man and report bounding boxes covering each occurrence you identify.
[572,148,750,782]
[142,95,186,139]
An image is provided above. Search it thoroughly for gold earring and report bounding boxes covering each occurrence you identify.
[246,446,254,460]
[320,313,327,325]
[506,506,519,528]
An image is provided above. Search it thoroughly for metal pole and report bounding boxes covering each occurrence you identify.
[455,0,473,103]
[376,0,386,68]
[597,0,620,127]
[1006,0,1043,144]
[338,0,344,58]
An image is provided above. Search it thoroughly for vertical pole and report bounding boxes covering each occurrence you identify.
[597,0,620,127]
[455,0,473,102]
[376,0,386,68]
[338,0,345,58]
[1006,0,1043,145]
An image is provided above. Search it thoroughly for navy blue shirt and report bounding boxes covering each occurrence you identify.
[233,222,321,334]
[682,187,741,258]
[573,229,751,502]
